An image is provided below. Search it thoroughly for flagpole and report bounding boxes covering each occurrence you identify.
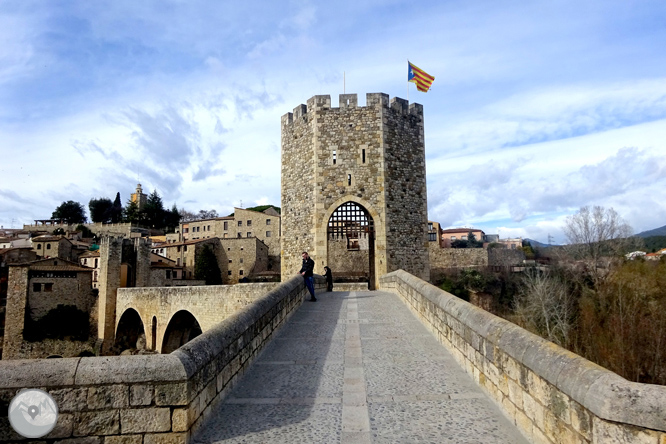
[407,60,409,102]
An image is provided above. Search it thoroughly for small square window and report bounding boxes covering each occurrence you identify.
[238,221,242,226]
[247,232,251,237]
[240,258,243,263]
[228,270,232,275]
[266,219,271,225]
[239,270,243,276]
[46,243,51,249]
[37,244,42,249]
[266,231,271,237]
[33,283,41,292]
[229,259,232,263]
[224,221,228,230]
[227,247,231,251]
[237,233,242,238]
[247,220,252,226]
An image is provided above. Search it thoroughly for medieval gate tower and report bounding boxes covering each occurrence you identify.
[281,93,430,289]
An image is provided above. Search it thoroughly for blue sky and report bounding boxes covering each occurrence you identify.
[1,1,665,244]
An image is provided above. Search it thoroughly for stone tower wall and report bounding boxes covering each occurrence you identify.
[2,266,28,359]
[383,98,430,281]
[281,100,317,277]
[97,236,122,354]
[281,93,430,286]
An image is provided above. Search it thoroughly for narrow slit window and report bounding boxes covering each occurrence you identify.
[333,150,337,165]
[347,174,352,186]
[362,149,366,163]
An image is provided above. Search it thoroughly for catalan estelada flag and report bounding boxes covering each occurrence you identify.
[408,61,435,92]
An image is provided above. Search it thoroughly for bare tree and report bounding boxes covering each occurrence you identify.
[514,268,575,347]
[562,206,635,285]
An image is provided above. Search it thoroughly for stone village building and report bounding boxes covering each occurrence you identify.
[172,207,281,273]
[2,258,95,359]
[154,236,269,284]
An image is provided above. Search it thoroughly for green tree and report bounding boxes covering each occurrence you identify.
[89,197,113,223]
[53,227,65,235]
[123,199,141,223]
[109,192,123,223]
[76,224,94,238]
[52,200,87,224]
[194,244,222,285]
[143,190,165,228]
[467,231,483,248]
[163,204,182,233]
[451,239,468,248]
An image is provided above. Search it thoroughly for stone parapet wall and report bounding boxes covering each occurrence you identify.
[488,248,526,267]
[23,223,147,237]
[0,275,325,443]
[429,246,488,269]
[380,270,666,444]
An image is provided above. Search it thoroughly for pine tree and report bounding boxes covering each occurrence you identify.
[144,190,165,228]
[124,199,141,223]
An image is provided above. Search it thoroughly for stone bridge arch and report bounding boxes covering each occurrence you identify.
[114,308,146,353]
[161,310,202,354]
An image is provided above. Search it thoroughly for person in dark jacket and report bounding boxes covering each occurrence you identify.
[299,251,316,301]
[323,266,333,292]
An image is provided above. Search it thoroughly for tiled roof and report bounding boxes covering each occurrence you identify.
[12,257,91,271]
[440,228,484,234]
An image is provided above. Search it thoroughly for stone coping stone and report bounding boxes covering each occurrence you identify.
[380,269,666,433]
[75,355,188,385]
[0,357,80,388]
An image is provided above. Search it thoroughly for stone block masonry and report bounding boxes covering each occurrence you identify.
[0,275,326,443]
[281,93,430,289]
[380,270,666,444]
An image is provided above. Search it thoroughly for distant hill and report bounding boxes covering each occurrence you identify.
[524,238,557,248]
[641,236,666,252]
[635,224,666,238]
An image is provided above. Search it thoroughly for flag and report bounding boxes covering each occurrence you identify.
[408,61,435,92]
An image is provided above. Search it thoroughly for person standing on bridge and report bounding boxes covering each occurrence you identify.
[300,251,316,301]
[323,266,333,292]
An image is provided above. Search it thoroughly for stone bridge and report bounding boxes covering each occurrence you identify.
[1,272,666,444]
[114,283,280,354]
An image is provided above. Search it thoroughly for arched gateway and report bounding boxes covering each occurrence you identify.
[327,201,375,288]
[281,92,431,287]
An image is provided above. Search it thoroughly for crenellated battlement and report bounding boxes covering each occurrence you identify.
[281,93,423,127]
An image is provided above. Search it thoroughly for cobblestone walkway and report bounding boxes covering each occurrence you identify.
[192,290,530,444]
